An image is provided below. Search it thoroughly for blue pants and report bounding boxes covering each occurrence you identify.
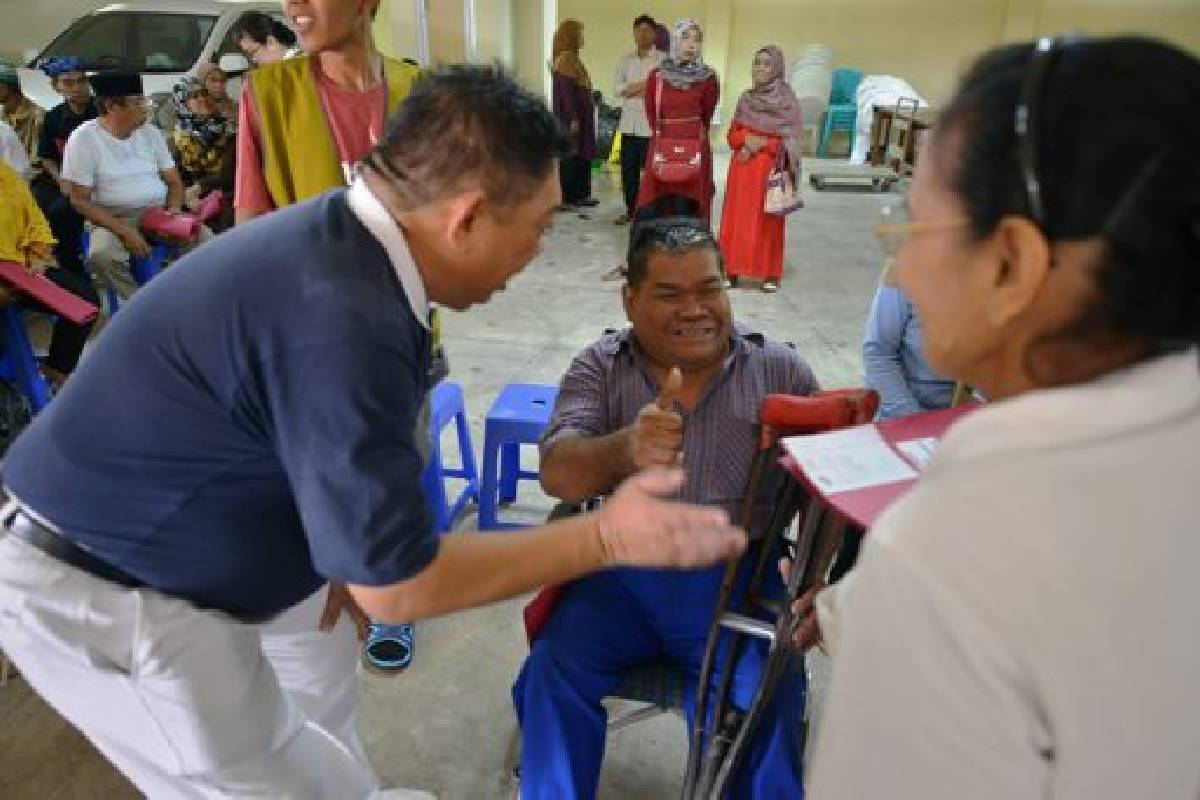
[513,562,805,799]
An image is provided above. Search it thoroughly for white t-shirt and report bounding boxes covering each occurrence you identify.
[810,349,1200,800]
[0,120,31,181]
[62,119,173,209]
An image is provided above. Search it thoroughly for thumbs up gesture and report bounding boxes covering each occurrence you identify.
[628,366,685,471]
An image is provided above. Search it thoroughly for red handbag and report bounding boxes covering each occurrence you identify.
[650,77,703,185]
[140,207,201,244]
[764,149,804,217]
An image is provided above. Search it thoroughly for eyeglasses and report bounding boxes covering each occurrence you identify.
[873,201,968,258]
[242,42,264,63]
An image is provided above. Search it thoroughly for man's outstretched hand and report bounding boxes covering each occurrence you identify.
[595,467,746,569]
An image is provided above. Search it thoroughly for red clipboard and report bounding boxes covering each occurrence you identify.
[140,207,201,243]
[781,404,979,530]
[0,261,100,325]
[194,190,225,224]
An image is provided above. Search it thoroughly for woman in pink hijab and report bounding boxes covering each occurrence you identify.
[718,45,803,292]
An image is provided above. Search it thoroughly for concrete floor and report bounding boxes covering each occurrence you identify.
[0,155,899,799]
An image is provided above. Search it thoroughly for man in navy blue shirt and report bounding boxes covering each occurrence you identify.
[0,66,745,798]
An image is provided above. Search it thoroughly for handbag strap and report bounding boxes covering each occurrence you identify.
[774,144,788,172]
[654,73,663,139]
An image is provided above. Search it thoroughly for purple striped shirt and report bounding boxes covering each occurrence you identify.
[540,324,820,527]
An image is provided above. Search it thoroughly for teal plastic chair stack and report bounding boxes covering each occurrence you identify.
[817,68,864,157]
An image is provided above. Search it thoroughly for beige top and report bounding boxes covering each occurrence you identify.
[812,348,1200,799]
[613,48,664,137]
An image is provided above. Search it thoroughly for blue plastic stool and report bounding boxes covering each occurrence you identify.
[104,243,176,314]
[479,383,558,530]
[419,380,480,533]
[0,308,52,414]
[817,68,864,157]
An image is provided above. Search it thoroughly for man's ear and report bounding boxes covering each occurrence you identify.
[621,283,635,320]
[981,214,1052,329]
[442,189,488,249]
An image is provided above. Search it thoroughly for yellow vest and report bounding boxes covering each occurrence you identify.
[250,55,419,208]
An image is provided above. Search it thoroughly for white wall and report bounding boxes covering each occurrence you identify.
[0,0,109,63]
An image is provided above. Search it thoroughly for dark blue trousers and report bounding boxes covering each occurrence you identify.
[513,561,805,799]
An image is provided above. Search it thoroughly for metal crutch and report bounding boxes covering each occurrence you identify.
[682,389,880,800]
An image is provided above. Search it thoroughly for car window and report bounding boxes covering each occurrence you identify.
[38,12,218,73]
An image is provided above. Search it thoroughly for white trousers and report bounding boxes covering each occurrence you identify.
[0,533,380,799]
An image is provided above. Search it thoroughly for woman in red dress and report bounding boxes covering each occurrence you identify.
[718,45,803,293]
[634,18,720,222]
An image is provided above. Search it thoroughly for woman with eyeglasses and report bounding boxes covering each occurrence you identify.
[801,36,1200,798]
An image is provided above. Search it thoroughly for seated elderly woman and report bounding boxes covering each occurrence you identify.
[862,281,957,419]
[513,217,818,799]
[169,76,236,232]
[795,35,1200,799]
[197,63,237,124]
[0,159,97,387]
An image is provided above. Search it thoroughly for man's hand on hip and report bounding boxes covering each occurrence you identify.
[320,582,372,641]
[595,467,745,569]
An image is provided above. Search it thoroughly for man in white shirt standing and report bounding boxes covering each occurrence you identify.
[63,72,204,302]
[612,14,663,225]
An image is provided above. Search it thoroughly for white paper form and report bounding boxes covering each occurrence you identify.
[895,437,939,471]
[781,424,917,495]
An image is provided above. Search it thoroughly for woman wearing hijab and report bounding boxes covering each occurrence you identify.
[718,45,802,292]
[551,20,597,209]
[635,18,720,222]
[169,77,236,231]
[196,62,238,124]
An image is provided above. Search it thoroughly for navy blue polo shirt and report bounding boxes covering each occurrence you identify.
[2,188,438,617]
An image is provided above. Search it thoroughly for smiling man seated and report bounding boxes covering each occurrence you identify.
[512,217,818,799]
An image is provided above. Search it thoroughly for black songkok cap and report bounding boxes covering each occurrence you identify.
[89,71,143,98]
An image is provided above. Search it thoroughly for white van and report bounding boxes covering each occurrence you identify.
[17,0,287,114]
